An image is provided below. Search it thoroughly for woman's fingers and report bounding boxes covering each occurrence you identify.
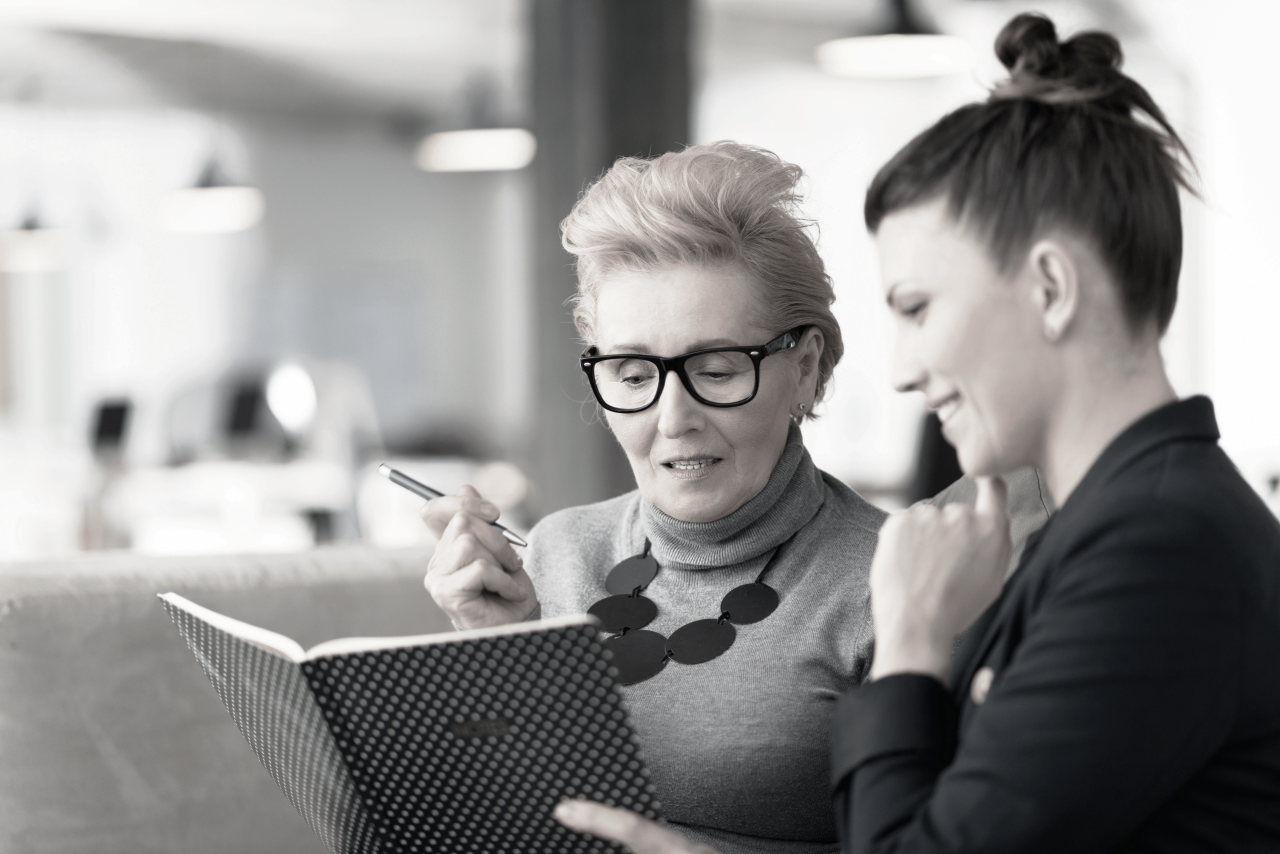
[420,485,502,538]
[869,481,1013,681]
[974,475,1009,527]
[417,486,532,627]
[425,559,536,628]
[430,509,523,576]
[554,801,722,854]
[974,474,1012,580]
[436,560,529,604]
[418,486,535,629]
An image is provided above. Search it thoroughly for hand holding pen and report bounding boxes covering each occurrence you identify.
[380,464,539,629]
[379,465,527,547]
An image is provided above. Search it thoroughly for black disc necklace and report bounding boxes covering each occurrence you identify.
[587,534,795,685]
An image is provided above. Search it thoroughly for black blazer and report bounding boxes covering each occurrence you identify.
[831,397,1280,853]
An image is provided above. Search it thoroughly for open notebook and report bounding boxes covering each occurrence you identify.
[160,592,659,854]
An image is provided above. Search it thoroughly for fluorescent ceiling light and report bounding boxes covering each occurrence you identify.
[0,216,66,273]
[816,34,975,79]
[162,157,265,234]
[416,128,536,173]
[162,186,264,234]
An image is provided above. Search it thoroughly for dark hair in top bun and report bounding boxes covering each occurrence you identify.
[865,13,1198,334]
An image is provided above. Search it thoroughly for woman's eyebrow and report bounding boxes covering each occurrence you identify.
[603,338,741,355]
[684,338,740,350]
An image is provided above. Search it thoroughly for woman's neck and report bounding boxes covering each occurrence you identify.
[640,422,824,569]
[1038,345,1177,507]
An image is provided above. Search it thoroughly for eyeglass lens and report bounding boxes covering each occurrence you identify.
[591,350,757,410]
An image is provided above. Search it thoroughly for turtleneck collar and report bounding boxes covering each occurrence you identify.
[639,422,825,569]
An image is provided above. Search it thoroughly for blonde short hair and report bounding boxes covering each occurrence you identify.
[560,141,844,413]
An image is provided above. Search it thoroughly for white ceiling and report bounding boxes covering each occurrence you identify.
[0,0,518,58]
[0,0,1144,125]
[0,0,524,125]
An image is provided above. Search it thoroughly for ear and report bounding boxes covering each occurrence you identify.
[1026,239,1080,343]
[794,326,825,398]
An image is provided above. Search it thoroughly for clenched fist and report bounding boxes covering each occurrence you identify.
[869,476,1011,681]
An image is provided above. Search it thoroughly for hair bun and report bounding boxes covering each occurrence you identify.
[992,13,1124,105]
[995,14,1063,76]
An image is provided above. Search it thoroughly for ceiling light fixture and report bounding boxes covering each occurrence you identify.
[816,0,975,80]
[0,211,66,274]
[161,158,264,234]
[415,128,537,173]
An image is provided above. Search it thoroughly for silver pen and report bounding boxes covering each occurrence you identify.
[377,464,528,548]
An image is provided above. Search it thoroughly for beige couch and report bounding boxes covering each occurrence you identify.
[0,545,448,854]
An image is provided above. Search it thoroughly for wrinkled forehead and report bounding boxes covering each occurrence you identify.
[591,263,773,355]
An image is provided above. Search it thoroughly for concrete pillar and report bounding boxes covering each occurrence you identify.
[529,0,691,517]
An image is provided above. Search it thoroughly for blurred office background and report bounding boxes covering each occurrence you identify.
[0,0,1276,560]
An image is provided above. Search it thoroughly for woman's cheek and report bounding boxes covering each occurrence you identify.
[608,413,653,467]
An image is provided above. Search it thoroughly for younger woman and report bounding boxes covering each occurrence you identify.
[836,13,1280,853]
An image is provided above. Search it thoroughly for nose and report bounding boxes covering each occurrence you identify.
[890,329,927,395]
[655,370,705,438]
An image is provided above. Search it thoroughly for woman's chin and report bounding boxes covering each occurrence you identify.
[647,469,746,523]
[957,443,1018,479]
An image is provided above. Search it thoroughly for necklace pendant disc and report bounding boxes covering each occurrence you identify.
[605,630,669,685]
[666,619,736,665]
[720,582,779,625]
[605,554,660,595]
[588,594,658,633]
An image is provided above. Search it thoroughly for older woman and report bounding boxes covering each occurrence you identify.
[422,143,1045,853]
[425,142,881,853]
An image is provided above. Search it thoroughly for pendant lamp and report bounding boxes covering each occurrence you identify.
[0,211,66,274]
[415,128,537,173]
[161,157,264,234]
[816,0,974,79]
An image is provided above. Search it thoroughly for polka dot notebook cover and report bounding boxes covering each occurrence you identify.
[159,592,660,854]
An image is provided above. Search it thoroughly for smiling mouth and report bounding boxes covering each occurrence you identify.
[664,458,722,471]
[932,395,961,424]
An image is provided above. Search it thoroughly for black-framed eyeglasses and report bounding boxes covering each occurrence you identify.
[580,328,803,414]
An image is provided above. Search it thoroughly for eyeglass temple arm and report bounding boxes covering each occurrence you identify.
[764,328,803,356]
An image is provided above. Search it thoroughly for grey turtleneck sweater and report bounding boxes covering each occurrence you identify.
[524,427,885,854]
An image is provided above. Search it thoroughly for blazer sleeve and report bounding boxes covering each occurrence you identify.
[831,501,1245,854]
